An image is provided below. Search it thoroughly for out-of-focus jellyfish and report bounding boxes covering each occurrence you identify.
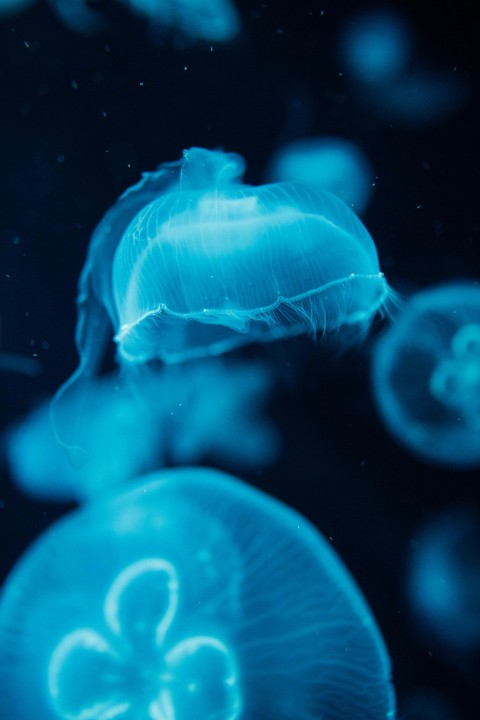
[371,67,468,127]
[407,506,480,658]
[0,0,35,16]
[265,136,375,214]
[7,359,278,501]
[126,0,241,42]
[339,8,412,85]
[49,0,240,41]
[53,147,391,457]
[371,281,480,467]
[0,467,396,719]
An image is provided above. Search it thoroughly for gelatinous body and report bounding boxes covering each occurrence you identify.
[407,506,480,656]
[7,359,278,501]
[340,8,411,84]
[54,147,389,457]
[0,468,395,719]
[371,281,480,467]
[266,136,374,214]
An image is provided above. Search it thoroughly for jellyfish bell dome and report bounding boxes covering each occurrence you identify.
[112,147,389,364]
[371,280,480,467]
[0,467,395,720]
[52,147,391,458]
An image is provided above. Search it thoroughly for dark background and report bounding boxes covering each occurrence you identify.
[1,0,479,717]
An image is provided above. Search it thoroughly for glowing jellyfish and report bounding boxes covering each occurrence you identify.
[266,136,375,214]
[53,146,390,455]
[371,281,480,467]
[407,506,480,658]
[339,8,412,85]
[48,0,240,41]
[0,467,395,719]
[6,359,278,502]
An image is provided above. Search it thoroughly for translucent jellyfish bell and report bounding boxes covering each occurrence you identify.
[407,506,480,658]
[371,281,480,467]
[0,467,395,719]
[113,147,389,363]
[53,147,390,457]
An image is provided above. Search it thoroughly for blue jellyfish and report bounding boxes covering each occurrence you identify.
[371,281,480,467]
[339,8,412,85]
[6,359,278,502]
[49,0,240,41]
[407,506,480,658]
[53,147,390,456]
[265,136,375,214]
[0,468,395,719]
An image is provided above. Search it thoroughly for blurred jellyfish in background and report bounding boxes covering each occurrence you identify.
[338,6,467,127]
[0,467,396,719]
[371,281,480,468]
[407,506,480,660]
[5,358,278,502]
[48,0,240,41]
[339,8,412,85]
[52,146,392,457]
[265,136,375,214]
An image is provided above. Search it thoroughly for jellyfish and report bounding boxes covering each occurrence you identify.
[6,358,279,502]
[407,505,480,658]
[53,147,391,457]
[399,688,460,720]
[0,467,396,719]
[48,0,240,41]
[339,8,412,85]
[265,136,375,214]
[371,281,480,467]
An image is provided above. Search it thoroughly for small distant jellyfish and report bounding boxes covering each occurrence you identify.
[53,147,391,456]
[0,351,41,377]
[371,281,480,467]
[6,359,279,502]
[400,688,460,720]
[407,506,480,658]
[265,136,375,214]
[339,8,412,85]
[0,467,396,719]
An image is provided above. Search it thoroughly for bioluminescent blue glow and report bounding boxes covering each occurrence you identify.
[126,0,240,42]
[340,8,412,85]
[0,0,34,16]
[7,359,278,501]
[371,281,480,467]
[265,136,374,214]
[49,0,240,41]
[53,146,390,457]
[407,506,480,656]
[0,467,395,719]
